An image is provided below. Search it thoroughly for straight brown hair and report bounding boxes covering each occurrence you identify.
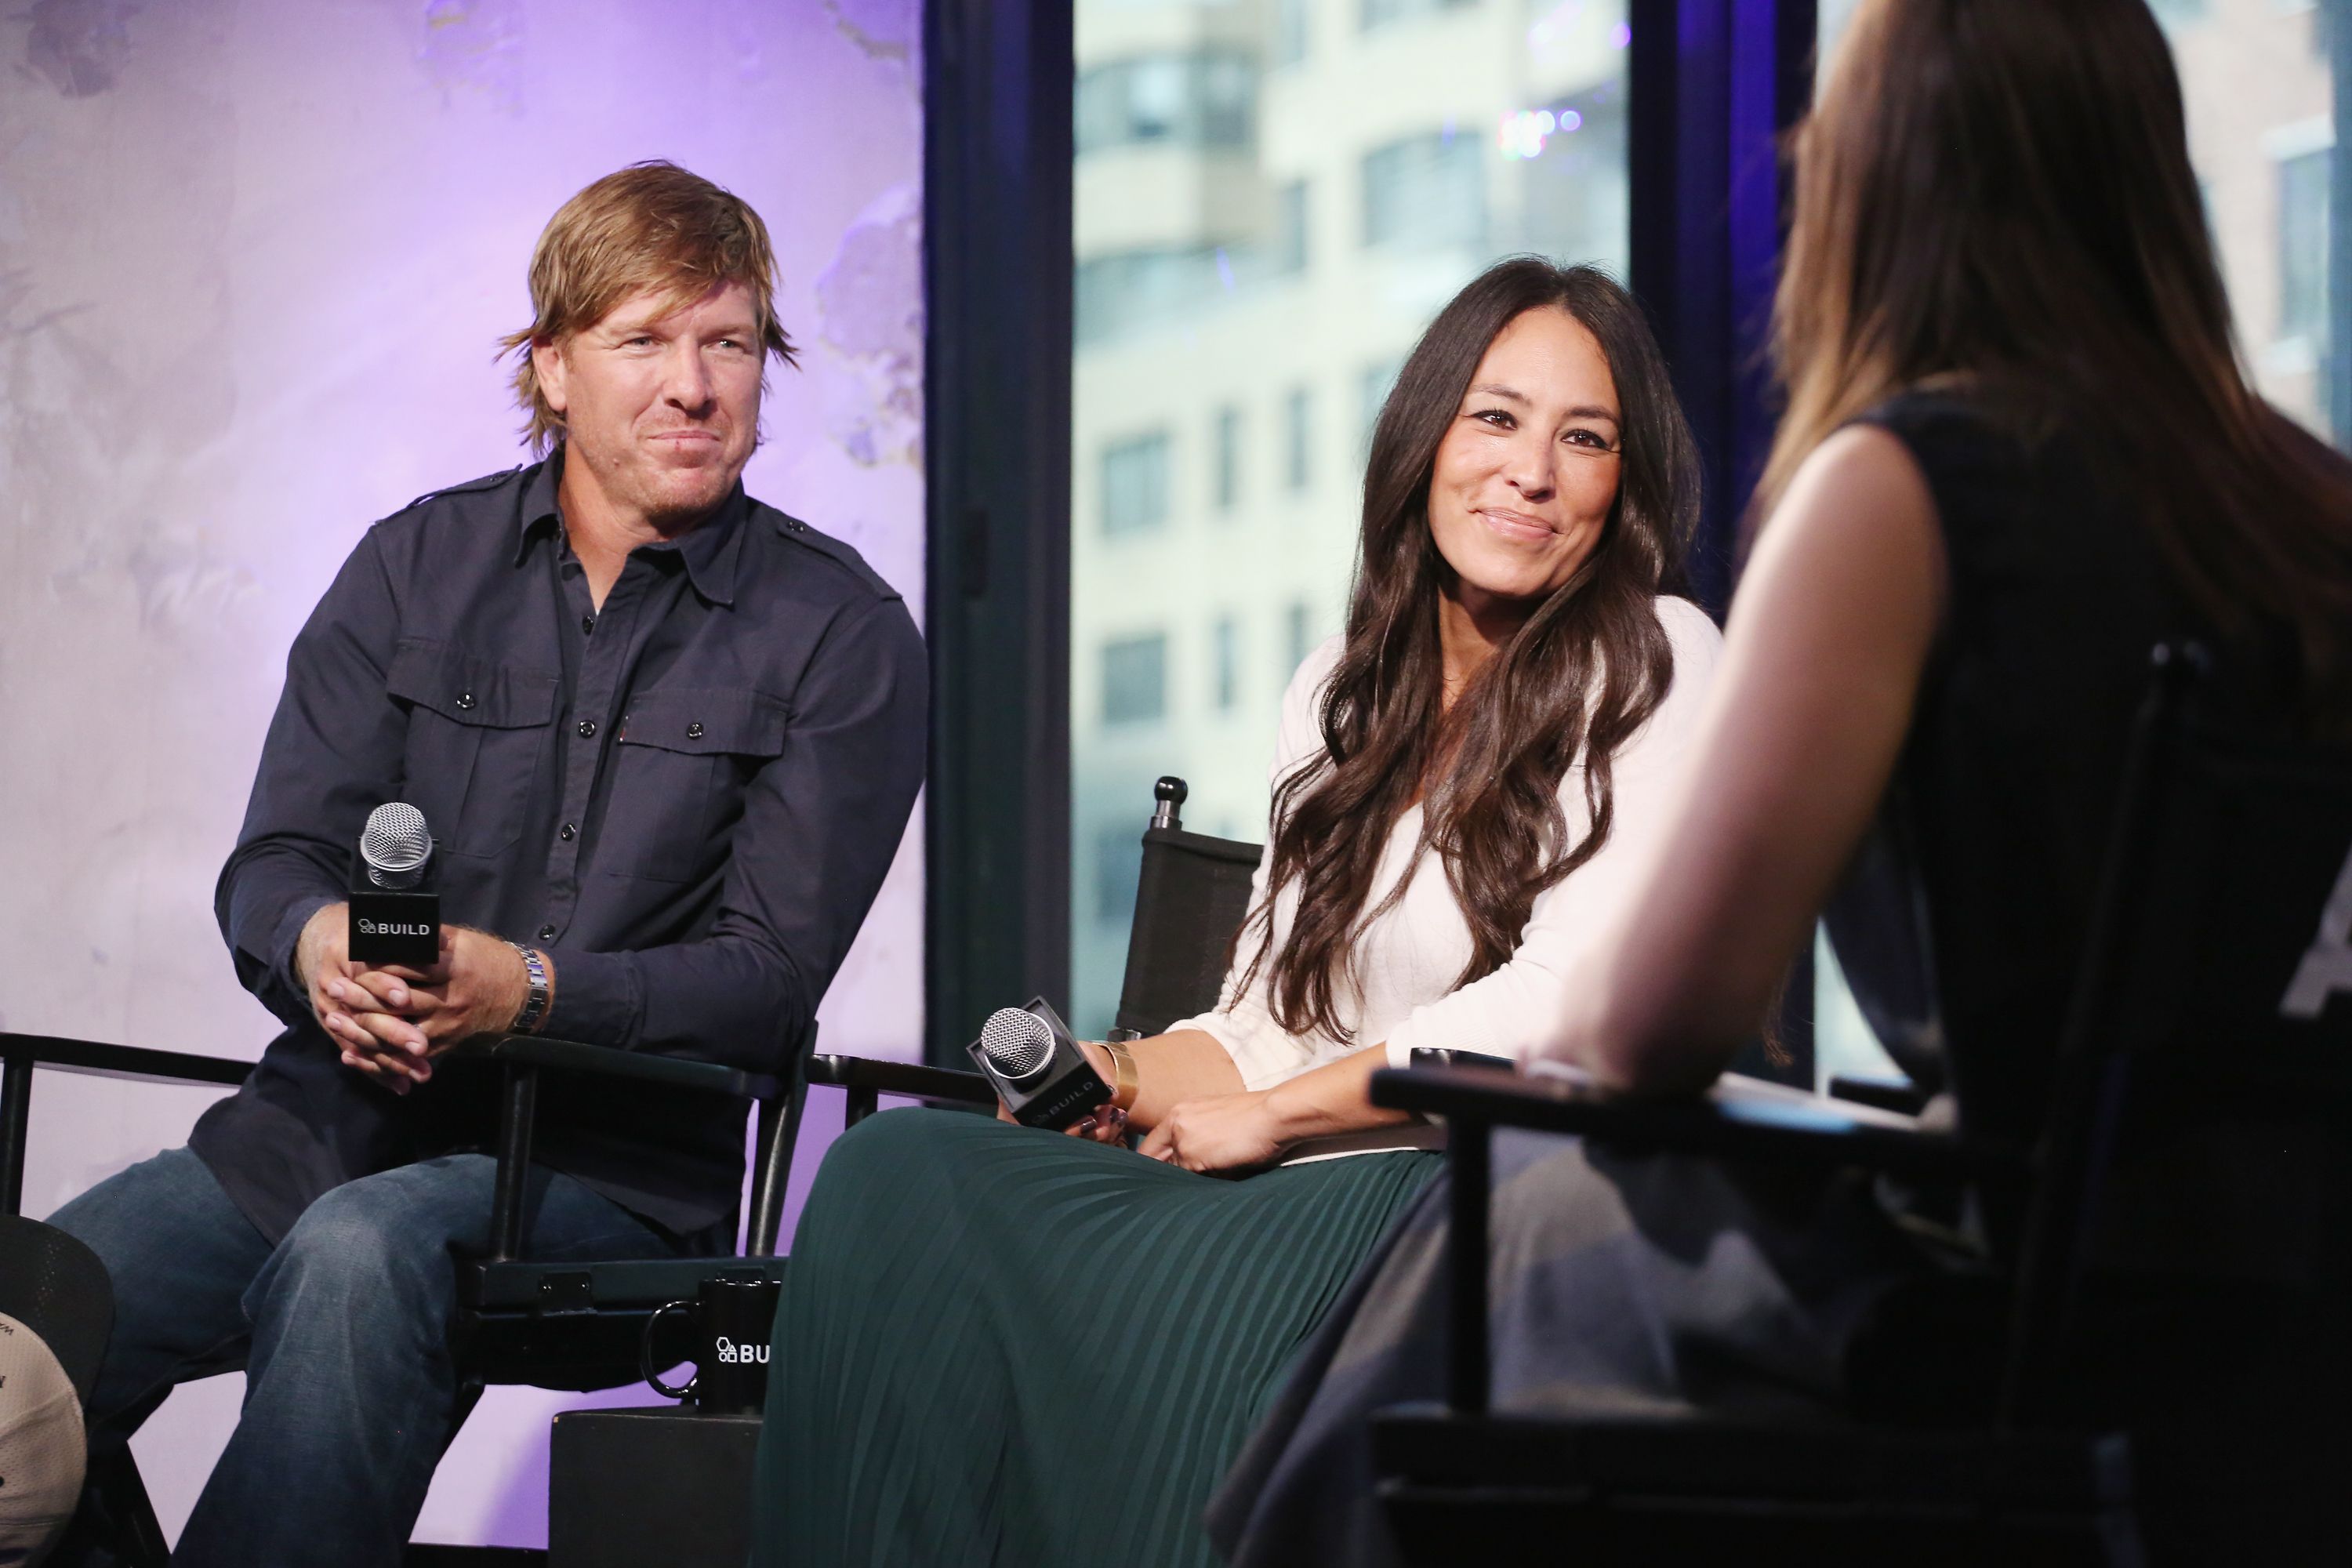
[499,162,797,456]
[1763,0,2352,710]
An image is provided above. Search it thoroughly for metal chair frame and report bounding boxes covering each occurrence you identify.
[1367,643,2352,1563]
[2,774,1262,1564]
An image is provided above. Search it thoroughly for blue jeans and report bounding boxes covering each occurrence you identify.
[47,1146,695,1568]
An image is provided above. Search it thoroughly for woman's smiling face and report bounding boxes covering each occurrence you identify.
[1426,304,1623,612]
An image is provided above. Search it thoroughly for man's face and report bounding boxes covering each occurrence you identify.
[533,280,764,532]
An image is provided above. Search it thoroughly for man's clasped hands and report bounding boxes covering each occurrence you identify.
[295,904,535,1094]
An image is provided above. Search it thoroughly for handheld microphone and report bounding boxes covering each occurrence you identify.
[348,802,441,966]
[967,999,1111,1131]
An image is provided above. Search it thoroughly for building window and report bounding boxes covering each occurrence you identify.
[1272,0,1308,67]
[1362,131,1486,250]
[1283,601,1313,683]
[1076,249,1224,343]
[1101,634,1168,726]
[1274,180,1309,273]
[1076,53,1257,156]
[1212,405,1242,510]
[1213,615,1240,710]
[1283,387,1313,492]
[1094,824,1143,924]
[1359,357,1403,456]
[1515,91,1631,272]
[2280,146,2331,347]
[1102,431,1171,535]
[1362,0,1479,29]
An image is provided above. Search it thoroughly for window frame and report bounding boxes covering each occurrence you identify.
[925,0,1821,1080]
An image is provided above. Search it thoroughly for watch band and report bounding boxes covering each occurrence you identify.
[1102,1040,1141,1113]
[510,942,552,1034]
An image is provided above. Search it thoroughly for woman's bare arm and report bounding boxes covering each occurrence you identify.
[1536,424,1947,1096]
[1078,1029,1247,1130]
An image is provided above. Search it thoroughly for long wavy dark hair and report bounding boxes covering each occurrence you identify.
[1234,259,1702,1042]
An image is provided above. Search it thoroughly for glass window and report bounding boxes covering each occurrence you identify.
[1214,615,1241,710]
[2165,9,2343,440]
[1101,633,1169,726]
[1095,824,1143,926]
[1213,404,1243,510]
[2278,142,2331,348]
[1101,430,1172,535]
[1273,0,1309,68]
[1363,0,1479,31]
[1076,53,1258,155]
[1284,600,1314,683]
[1070,0,1633,1033]
[1363,132,1487,250]
[1359,356,1403,456]
[1274,180,1310,272]
[1283,387,1313,492]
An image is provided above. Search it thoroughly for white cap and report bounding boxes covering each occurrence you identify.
[0,1310,84,1567]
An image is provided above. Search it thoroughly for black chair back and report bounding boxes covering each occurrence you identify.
[2004,644,2352,1433]
[1112,778,1264,1038]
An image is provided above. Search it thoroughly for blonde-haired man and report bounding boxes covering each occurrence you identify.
[47,163,925,1567]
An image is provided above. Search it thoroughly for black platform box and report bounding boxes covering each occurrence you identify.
[548,1405,761,1568]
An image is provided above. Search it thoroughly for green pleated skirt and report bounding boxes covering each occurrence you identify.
[749,1106,1441,1568]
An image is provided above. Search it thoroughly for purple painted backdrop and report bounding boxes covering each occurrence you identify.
[0,0,923,1547]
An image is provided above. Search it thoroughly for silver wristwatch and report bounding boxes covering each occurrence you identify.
[510,942,551,1034]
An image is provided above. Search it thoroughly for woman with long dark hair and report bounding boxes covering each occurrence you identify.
[1211,2,2352,1563]
[749,260,1721,1566]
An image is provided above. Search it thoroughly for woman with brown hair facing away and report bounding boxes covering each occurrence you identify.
[1211,1,2352,1563]
[748,259,1722,1566]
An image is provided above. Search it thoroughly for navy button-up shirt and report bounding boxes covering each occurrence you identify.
[191,456,927,1243]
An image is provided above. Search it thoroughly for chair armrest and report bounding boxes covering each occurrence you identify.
[1828,1074,1933,1117]
[0,1033,252,1088]
[479,1035,779,1103]
[1370,1065,2016,1185]
[2,1034,254,1217]
[804,1054,996,1106]
[477,1036,784,1261]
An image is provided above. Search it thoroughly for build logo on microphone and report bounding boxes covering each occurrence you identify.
[354,918,434,937]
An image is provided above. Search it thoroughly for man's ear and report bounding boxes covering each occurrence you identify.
[532,338,568,414]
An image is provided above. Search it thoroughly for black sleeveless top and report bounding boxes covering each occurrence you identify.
[1828,389,2194,1153]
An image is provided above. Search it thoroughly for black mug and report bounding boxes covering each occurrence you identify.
[638,1274,782,1415]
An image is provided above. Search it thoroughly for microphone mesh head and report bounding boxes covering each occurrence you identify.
[361,802,431,889]
[978,1007,1054,1083]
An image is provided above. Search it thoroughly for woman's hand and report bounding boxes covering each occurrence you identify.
[1138,1090,1289,1174]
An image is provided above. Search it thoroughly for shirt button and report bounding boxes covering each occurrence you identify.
[537,924,557,942]
[559,823,576,841]
[456,692,477,711]
[686,721,705,740]
[581,615,593,636]
[578,720,598,739]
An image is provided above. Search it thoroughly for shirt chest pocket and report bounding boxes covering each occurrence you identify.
[605,688,789,883]
[386,640,557,859]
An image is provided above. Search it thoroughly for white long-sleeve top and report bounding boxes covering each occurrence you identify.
[1167,597,1722,1147]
